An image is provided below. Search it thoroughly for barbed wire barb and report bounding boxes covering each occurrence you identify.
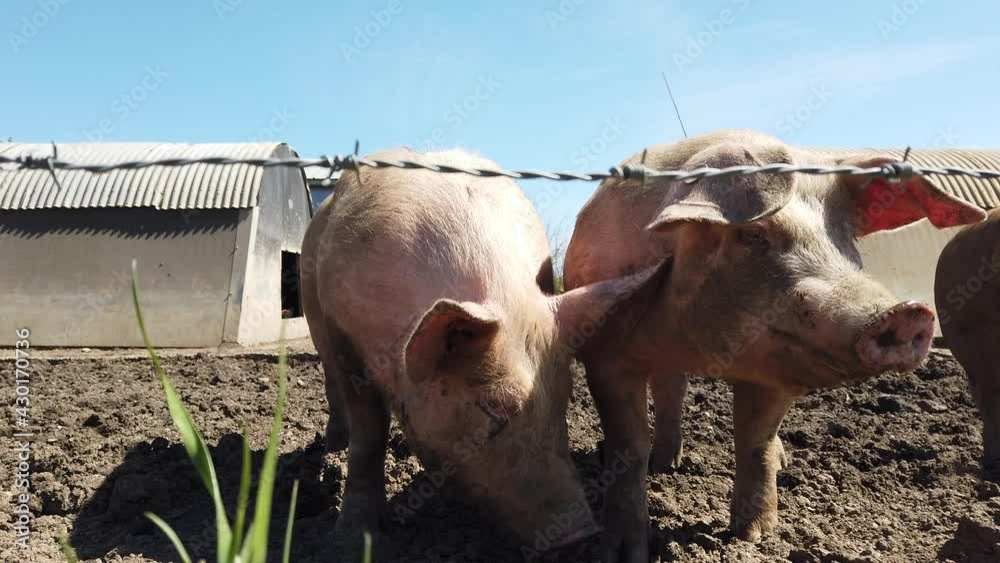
[46,141,63,191]
[351,140,364,186]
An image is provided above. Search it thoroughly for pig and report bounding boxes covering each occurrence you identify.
[563,129,986,562]
[935,208,1000,479]
[300,147,652,557]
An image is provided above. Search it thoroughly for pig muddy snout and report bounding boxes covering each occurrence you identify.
[855,301,934,373]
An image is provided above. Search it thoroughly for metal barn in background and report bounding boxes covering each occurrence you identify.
[0,142,312,347]
[816,147,1000,337]
[304,164,340,210]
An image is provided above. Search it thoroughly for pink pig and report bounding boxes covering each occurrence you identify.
[300,148,650,558]
[564,129,985,562]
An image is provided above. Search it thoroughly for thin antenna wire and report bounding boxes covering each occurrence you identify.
[661,71,688,139]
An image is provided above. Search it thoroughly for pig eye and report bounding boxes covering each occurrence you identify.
[737,226,769,248]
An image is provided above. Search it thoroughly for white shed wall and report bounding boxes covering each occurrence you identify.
[857,220,964,337]
[233,148,311,345]
[0,208,242,347]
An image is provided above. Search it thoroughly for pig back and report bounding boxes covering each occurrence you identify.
[564,133,724,289]
[308,149,552,369]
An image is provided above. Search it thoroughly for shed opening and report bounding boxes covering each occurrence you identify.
[281,251,303,318]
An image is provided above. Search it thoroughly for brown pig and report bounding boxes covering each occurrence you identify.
[563,129,985,562]
[935,207,1000,478]
[300,148,651,557]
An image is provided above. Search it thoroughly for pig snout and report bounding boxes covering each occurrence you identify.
[490,450,598,556]
[855,301,934,373]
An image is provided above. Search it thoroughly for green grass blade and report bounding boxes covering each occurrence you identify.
[145,513,194,563]
[281,480,300,563]
[131,260,233,561]
[56,536,79,563]
[231,422,253,556]
[363,531,373,563]
[249,335,289,563]
[240,522,256,562]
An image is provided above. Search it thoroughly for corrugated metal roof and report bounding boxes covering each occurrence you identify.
[808,147,1000,210]
[0,142,290,210]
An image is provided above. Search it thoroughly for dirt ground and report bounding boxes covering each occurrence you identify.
[2,346,999,563]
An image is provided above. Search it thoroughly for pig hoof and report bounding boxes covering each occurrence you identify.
[600,515,650,563]
[325,422,349,453]
[730,511,777,543]
[335,494,383,542]
[601,537,650,563]
[326,430,349,453]
[648,443,683,474]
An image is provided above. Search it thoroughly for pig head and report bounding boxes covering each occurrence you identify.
[642,140,982,386]
[563,129,985,560]
[395,271,654,550]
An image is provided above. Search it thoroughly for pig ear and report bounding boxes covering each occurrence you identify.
[550,260,670,348]
[404,299,500,380]
[839,155,986,236]
[646,142,795,230]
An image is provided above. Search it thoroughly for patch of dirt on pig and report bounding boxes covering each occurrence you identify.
[1,350,997,562]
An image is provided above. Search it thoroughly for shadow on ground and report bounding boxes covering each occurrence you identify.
[68,433,612,562]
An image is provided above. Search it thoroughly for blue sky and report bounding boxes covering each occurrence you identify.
[3,0,999,240]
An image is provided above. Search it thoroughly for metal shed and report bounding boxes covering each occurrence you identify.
[0,142,312,347]
[303,165,340,210]
[814,147,1000,336]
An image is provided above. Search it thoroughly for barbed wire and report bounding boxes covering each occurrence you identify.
[3,147,1000,188]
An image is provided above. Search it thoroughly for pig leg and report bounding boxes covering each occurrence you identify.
[323,369,350,452]
[967,364,1000,478]
[729,382,795,543]
[586,358,651,563]
[303,284,350,452]
[336,384,390,534]
[649,374,687,474]
[327,334,391,544]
